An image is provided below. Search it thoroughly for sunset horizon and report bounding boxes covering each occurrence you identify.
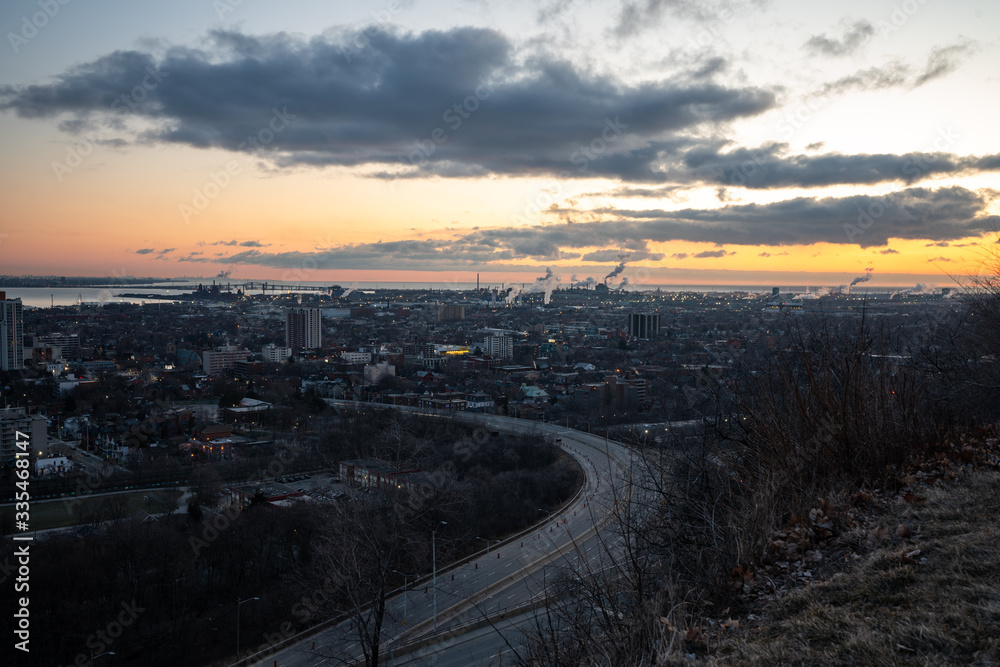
[2,0,998,286]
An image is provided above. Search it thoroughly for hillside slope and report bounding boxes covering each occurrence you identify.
[695,461,1000,665]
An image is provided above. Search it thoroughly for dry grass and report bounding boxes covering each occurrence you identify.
[699,469,1000,666]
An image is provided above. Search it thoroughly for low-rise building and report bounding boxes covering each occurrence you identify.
[202,345,251,375]
[1,407,48,466]
[36,456,71,475]
[262,343,293,363]
[339,459,420,490]
[222,398,272,424]
[341,351,372,365]
[465,392,494,412]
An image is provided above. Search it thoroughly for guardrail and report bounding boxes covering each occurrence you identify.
[228,404,626,667]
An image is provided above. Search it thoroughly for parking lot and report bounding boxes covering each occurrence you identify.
[233,472,352,503]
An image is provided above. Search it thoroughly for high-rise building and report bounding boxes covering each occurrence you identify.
[286,307,322,350]
[484,335,513,359]
[1,292,25,370]
[628,312,660,340]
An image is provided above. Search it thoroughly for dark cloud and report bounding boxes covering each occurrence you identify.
[816,62,910,97]
[612,0,767,39]
[715,186,735,202]
[239,240,269,247]
[596,184,689,200]
[691,57,728,79]
[680,143,1000,189]
[3,28,988,192]
[671,252,689,259]
[580,248,664,262]
[134,246,174,258]
[805,20,874,56]
[926,241,950,247]
[596,185,994,248]
[880,248,900,254]
[815,40,978,97]
[0,27,774,183]
[915,40,978,87]
[205,186,993,272]
[693,249,734,258]
[613,0,706,38]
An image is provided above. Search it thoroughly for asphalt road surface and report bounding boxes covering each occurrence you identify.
[244,404,640,667]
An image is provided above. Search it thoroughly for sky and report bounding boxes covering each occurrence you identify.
[0,0,998,288]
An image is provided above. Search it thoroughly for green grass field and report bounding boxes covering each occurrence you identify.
[3,489,184,532]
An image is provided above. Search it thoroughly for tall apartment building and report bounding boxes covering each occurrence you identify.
[286,307,322,350]
[0,292,24,370]
[627,312,660,340]
[484,335,513,359]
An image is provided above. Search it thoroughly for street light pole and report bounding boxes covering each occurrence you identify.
[392,570,413,622]
[537,508,553,555]
[476,537,500,594]
[236,596,259,659]
[432,521,446,629]
[91,651,115,665]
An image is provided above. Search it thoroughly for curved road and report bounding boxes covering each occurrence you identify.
[245,405,640,667]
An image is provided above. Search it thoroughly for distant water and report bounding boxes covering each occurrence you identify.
[0,285,196,308]
[1,281,912,309]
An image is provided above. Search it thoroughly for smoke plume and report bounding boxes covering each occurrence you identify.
[340,282,360,298]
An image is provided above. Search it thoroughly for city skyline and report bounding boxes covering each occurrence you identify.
[1,0,998,286]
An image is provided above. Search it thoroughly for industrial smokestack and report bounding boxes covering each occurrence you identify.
[604,254,629,284]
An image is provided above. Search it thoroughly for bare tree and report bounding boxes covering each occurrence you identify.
[303,492,427,667]
[517,456,691,666]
